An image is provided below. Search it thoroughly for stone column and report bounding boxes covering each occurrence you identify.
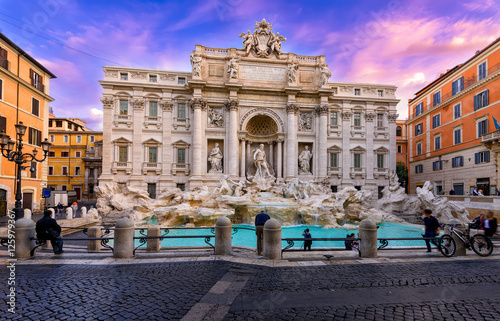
[365,112,375,181]
[15,219,36,258]
[240,138,246,178]
[131,99,145,179]
[215,216,232,255]
[388,113,398,173]
[81,207,87,217]
[190,98,206,181]
[226,99,239,178]
[359,219,378,258]
[113,218,135,258]
[268,141,274,167]
[99,97,114,182]
[263,218,282,260]
[87,225,103,252]
[277,139,283,179]
[317,105,329,178]
[341,111,352,183]
[160,102,173,185]
[286,104,299,179]
[147,226,161,252]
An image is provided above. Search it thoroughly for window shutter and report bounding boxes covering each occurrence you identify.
[0,116,6,133]
[0,47,7,59]
[37,130,41,146]
[474,94,478,110]
[0,78,3,100]
[475,152,480,164]
[485,90,489,106]
[30,68,34,79]
[460,156,464,166]
[28,128,33,144]
[485,151,490,162]
[452,81,457,95]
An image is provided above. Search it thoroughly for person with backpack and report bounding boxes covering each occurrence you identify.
[423,209,440,252]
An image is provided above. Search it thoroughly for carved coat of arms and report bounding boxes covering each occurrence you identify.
[238,18,286,58]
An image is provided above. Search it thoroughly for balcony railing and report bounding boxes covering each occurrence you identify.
[350,167,366,179]
[112,161,132,174]
[482,130,500,143]
[142,162,161,174]
[172,163,190,175]
[410,62,500,119]
[31,80,45,93]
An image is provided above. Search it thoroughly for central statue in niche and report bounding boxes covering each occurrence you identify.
[247,143,275,190]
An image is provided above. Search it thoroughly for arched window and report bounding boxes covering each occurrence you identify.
[396,126,402,137]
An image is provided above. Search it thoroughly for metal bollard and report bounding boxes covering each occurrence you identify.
[263,218,281,260]
[87,225,103,252]
[447,219,466,256]
[215,216,232,255]
[48,208,55,218]
[23,209,32,220]
[113,218,134,258]
[147,226,161,252]
[359,219,378,258]
[66,207,73,220]
[15,219,36,258]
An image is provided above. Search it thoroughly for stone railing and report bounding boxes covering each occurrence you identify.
[295,55,318,63]
[112,161,132,174]
[482,130,500,143]
[204,48,228,56]
[142,162,161,174]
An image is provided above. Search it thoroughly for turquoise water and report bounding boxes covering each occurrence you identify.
[134,222,427,249]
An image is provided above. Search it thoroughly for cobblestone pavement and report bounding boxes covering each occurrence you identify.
[1,260,500,320]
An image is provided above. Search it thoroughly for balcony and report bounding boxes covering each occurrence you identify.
[350,125,365,137]
[144,115,162,129]
[374,126,388,138]
[482,130,500,152]
[173,117,190,130]
[114,114,133,128]
[373,167,389,179]
[350,167,366,179]
[31,79,45,93]
[172,163,190,175]
[328,166,341,178]
[329,124,341,137]
[112,161,132,174]
[142,162,161,174]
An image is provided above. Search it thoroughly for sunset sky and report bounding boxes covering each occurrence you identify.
[1,0,499,131]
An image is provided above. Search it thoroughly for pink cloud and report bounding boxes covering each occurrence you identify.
[463,0,496,12]
[329,8,500,119]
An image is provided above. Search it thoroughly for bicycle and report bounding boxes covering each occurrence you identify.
[437,223,494,257]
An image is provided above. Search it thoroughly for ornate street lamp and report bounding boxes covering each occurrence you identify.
[0,122,51,220]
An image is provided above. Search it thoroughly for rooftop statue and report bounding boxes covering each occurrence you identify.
[238,18,287,58]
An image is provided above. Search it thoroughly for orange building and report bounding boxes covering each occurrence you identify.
[47,116,103,201]
[396,119,408,167]
[0,33,56,215]
[407,37,500,196]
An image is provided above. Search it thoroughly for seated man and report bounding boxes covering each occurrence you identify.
[36,210,64,254]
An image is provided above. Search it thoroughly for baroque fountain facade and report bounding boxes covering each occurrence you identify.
[96,19,470,226]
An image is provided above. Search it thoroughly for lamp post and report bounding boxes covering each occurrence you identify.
[0,122,51,220]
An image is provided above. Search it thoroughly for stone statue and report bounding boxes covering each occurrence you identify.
[252,144,273,179]
[208,107,223,127]
[238,30,255,55]
[320,63,331,87]
[298,146,313,175]
[227,56,239,79]
[299,112,312,131]
[269,31,286,55]
[190,53,202,77]
[217,175,233,196]
[208,143,223,173]
[228,178,247,197]
[287,63,298,85]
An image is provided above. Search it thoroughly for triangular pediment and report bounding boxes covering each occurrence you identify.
[143,138,162,145]
[112,137,132,144]
[375,146,389,153]
[350,145,366,152]
[328,144,342,151]
[172,139,190,147]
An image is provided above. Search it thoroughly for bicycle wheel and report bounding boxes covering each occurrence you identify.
[438,235,456,257]
[471,234,493,257]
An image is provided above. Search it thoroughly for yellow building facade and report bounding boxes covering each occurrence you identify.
[47,116,102,201]
[0,32,56,215]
